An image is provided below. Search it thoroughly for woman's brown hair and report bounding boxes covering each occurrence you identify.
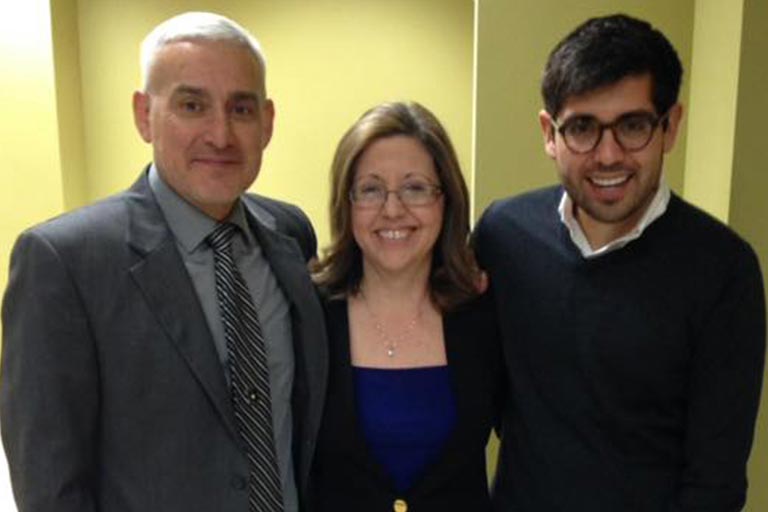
[311,101,481,312]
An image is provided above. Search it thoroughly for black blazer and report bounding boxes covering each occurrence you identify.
[310,294,503,512]
[0,170,328,512]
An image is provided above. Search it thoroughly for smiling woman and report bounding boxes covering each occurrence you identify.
[309,102,504,512]
[350,135,445,283]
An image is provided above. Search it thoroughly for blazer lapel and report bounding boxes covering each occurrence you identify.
[124,174,238,441]
[407,311,478,495]
[331,300,398,489]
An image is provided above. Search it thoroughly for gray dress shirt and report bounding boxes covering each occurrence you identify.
[149,166,298,511]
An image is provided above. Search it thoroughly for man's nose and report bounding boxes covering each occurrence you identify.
[593,127,624,165]
[205,109,234,148]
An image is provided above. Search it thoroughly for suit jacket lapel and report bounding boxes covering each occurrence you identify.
[124,174,238,442]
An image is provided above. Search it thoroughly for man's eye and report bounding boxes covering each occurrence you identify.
[232,103,256,117]
[564,117,596,136]
[179,99,204,113]
[619,115,652,133]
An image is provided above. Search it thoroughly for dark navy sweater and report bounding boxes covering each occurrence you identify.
[475,186,765,512]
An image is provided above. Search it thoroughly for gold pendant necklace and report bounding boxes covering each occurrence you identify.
[359,291,425,357]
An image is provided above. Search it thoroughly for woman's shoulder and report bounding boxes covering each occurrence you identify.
[447,290,496,320]
[315,287,348,317]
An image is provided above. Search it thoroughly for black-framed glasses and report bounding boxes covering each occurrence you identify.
[350,180,443,208]
[551,110,669,154]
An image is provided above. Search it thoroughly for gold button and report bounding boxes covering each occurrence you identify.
[393,498,408,512]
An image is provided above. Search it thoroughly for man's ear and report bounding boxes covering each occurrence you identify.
[133,91,152,143]
[662,103,684,154]
[261,99,275,149]
[539,110,557,159]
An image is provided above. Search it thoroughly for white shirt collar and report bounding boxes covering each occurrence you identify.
[558,180,671,259]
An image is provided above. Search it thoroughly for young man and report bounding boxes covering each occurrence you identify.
[475,14,765,511]
[1,12,327,512]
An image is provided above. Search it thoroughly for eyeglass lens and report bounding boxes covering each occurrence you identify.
[351,181,440,207]
[559,112,662,153]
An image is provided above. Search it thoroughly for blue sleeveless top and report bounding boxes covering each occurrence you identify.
[353,366,457,492]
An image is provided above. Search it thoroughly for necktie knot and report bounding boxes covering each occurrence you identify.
[207,223,238,253]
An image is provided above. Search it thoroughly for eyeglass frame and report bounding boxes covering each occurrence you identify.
[550,110,670,154]
[349,181,443,209]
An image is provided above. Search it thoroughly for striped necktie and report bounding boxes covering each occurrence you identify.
[208,223,284,512]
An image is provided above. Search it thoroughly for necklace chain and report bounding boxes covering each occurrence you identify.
[359,291,425,358]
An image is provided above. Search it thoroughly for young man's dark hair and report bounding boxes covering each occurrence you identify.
[542,14,683,118]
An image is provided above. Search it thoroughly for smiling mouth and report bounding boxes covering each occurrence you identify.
[589,175,631,187]
[378,229,411,240]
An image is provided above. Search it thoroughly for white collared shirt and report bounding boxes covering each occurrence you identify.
[558,180,671,259]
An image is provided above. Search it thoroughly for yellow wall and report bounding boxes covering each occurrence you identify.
[50,0,88,210]
[73,0,474,250]
[473,0,694,219]
[683,0,744,223]
[0,0,65,300]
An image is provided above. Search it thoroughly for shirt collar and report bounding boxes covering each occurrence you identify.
[148,164,255,253]
[558,179,671,259]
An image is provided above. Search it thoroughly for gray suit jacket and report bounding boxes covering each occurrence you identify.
[0,171,328,512]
